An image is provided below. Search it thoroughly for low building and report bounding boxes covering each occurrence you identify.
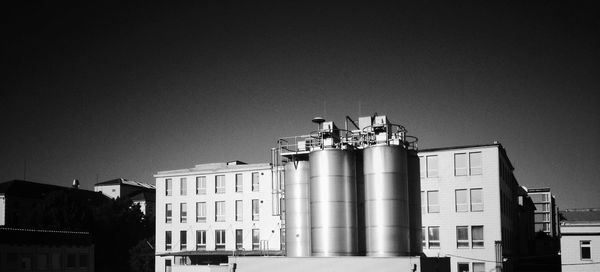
[0,180,107,227]
[0,227,94,272]
[560,208,600,272]
[94,178,156,216]
[154,161,283,272]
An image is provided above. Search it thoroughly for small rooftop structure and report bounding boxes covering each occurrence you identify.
[94,178,155,189]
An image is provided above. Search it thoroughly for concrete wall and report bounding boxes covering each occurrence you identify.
[227,256,421,272]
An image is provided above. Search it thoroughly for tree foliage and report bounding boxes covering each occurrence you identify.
[24,190,154,272]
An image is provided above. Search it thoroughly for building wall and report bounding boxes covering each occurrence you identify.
[561,223,600,272]
[0,244,94,272]
[155,163,282,272]
[419,146,507,272]
[94,184,121,199]
[224,256,422,272]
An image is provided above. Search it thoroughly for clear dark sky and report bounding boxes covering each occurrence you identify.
[2,2,599,209]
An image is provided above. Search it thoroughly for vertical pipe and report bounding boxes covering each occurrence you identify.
[407,150,423,256]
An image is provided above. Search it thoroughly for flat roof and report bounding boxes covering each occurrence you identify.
[155,162,272,177]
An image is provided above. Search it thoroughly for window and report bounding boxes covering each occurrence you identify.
[421,191,426,213]
[427,191,439,213]
[455,189,468,212]
[215,175,225,194]
[180,203,187,223]
[419,156,426,178]
[66,254,76,268]
[236,229,243,250]
[215,230,226,250]
[457,263,469,272]
[428,226,440,248]
[252,172,260,192]
[422,227,426,247]
[196,202,206,222]
[426,155,438,177]
[470,189,483,211]
[252,199,259,221]
[472,226,484,248]
[454,153,467,176]
[36,254,48,270]
[236,200,243,221]
[236,174,243,192]
[473,263,485,272]
[535,203,549,212]
[79,254,88,268]
[456,226,469,248]
[469,152,482,175]
[196,176,206,195]
[581,240,591,260]
[252,229,260,250]
[180,230,187,250]
[166,179,172,196]
[166,203,172,223]
[165,231,172,251]
[196,230,206,250]
[215,201,225,222]
[180,178,187,195]
[165,260,172,272]
[535,213,550,222]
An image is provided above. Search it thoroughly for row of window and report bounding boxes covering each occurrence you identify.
[457,262,485,272]
[422,226,484,249]
[165,200,260,223]
[422,189,484,213]
[4,252,89,270]
[420,152,483,178]
[165,173,260,196]
[165,229,261,251]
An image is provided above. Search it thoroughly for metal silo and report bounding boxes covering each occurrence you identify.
[284,160,312,257]
[363,145,410,256]
[310,149,358,256]
[407,150,423,255]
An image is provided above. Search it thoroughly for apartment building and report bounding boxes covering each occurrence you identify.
[154,161,282,272]
[418,143,529,272]
[528,188,560,237]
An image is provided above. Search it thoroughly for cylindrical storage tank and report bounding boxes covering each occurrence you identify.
[284,160,311,257]
[407,150,423,255]
[363,145,410,256]
[310,149,358,256]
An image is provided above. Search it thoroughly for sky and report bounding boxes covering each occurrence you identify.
[2,2,599,209]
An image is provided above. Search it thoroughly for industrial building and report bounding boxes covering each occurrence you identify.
[153,113,549,272]
[560,208,600,272]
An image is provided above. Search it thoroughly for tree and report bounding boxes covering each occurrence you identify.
[129,236,155,272]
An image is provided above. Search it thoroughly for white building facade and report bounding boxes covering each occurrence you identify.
[419,144,523,272]
[154,162,282,272]
[560,209,600,272]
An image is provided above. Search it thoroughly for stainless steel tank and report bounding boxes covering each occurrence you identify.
[363,145,410,256]
[284,160,311,257]
[310,149,358,256]
[407,150,423,255]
